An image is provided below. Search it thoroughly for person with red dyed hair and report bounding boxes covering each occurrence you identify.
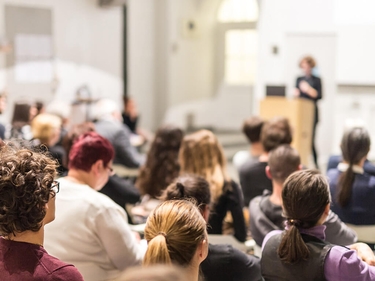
[44,132,144,281]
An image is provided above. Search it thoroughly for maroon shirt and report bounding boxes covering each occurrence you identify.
[0,238,84,281]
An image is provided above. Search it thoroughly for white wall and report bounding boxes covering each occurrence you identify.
[0,0,123,123]
[127,0,157,130]
[256,0,375,166]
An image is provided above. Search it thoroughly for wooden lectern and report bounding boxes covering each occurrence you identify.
[259,97,314,166]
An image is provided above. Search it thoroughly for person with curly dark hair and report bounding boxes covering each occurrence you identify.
[0,142,84,280]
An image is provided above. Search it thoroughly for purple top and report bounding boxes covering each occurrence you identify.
[263,226,375,281]
[0,238,84,281]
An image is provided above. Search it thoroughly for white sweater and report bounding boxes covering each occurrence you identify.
[44,177,144,281]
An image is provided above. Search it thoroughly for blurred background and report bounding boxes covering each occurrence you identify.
[0,0,374,171]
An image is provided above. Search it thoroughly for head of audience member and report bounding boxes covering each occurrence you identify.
[261,117,293,154]
[61,122,95,168]
[337,127,371,207]
[179,129,229,203]
[31,113,62,147]
[68,132,114,190]
[243,116,264,144]
[0,142,58,241]
[136,125,184,198]
[114,265,189,281]
[143,200,208,281]
[242,116,264,157]
[92,98,122,122]
[266,145,301,186]
[123,96,138,118]
[278,170,330,264]
[11,100,38,128]
[35,101,45,116]
[299,55,316,76]
[161,175,211,221]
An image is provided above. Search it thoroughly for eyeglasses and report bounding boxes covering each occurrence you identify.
[50,181,60,196]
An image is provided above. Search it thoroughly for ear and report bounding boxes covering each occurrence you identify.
[298,164,303,171]
[265,166,272,180]
[197,237,208,264]
[324,203,330,216]
[91,159,104,176]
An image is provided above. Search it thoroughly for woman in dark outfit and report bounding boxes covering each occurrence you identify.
[294,56,322,168]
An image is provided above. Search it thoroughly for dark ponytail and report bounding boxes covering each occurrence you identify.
[278,224,309,264]
[337,127,370,207]
[278,170,330,264]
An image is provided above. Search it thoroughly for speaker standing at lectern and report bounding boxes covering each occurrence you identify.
[294,56,322,169]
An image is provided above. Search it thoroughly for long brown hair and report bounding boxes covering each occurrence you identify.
[278,170,330,264]
[337,127,370,207]
[136,125,183,198]
[179,130,230,203]
[143,200,207,267]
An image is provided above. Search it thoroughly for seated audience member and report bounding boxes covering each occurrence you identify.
[31,113,66,174]
[233,116,264,170]
[161,175,262,281]
[93,98,144,168]
[261,170,375,280]
[328,127,375,226]
[44,132,144,281]
[250,145,356,247]
[179,130,247,242]
[143,200,208,281]
[7,100,37,140]
[240,116,293,206]
[133,125,183,222]
[61,122,140,218]
[35,101,46,116]
[0,142,83,280]
[45,99,72,145]
[327,155,375,176]
[115,265,189,281]
[122,96,138,134]
[63,122,139,216]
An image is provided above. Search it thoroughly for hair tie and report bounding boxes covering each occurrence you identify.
[158,232,167,238]
[287,219,301,227]
[176,182,185,197]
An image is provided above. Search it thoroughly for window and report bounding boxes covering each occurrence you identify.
[217,0,258,85]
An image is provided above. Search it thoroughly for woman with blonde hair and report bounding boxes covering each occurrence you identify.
[31,113,66,174]
[143,200,208,281]
[179,130,247,242]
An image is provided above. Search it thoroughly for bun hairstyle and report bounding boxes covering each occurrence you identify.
[278,170,330,264]
[160,175,211,213]
[143,200,207,267]
[337,127,370,207]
